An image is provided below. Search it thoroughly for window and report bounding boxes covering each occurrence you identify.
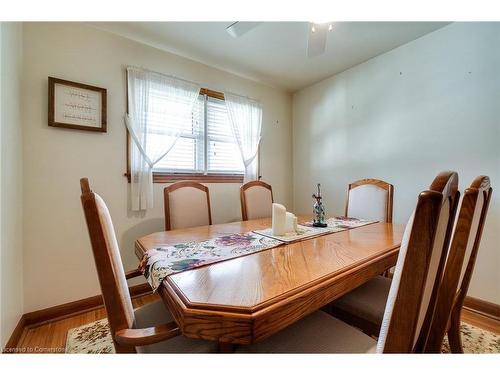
[127,89,245,183]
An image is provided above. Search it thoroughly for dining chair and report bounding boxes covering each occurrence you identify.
[164,181,212,231]
[329,172,460,338]
[238,171,459,353]
[345,178,394,223]
[423,176,492,353]
[80,178,217,353]
[240,180,273,221]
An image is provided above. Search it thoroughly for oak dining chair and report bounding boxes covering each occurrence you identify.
[238,171,459,353]
[80,178,217,353]
[424,176,492,353]
[345,178,394,223]
[330,172,460,338]
[240,180,273,221]
[164,181,212,231]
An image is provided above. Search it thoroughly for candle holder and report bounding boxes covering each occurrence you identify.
[312,183,327,227]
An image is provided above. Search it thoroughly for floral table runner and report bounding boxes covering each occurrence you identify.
[139,216,377,291]
[254,216,377,243]
[140,232,282,291]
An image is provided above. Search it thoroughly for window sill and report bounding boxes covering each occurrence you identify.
[124,172,244,184]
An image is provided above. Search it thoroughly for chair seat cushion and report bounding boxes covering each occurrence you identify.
[332,275,391,327]
[237,310,377,353]
[134,300,217,353]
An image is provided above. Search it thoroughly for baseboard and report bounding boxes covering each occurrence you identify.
[3,282,152,351]
[3,315,27,352]
[463,296,500,321]
[24,283,152,327]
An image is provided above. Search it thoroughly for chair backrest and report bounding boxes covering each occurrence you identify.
[80,178,136,353]
[164,181,212,231]
[345,178,394,223]
[423,176,492,352]
[240,180,273,221]
[377,171,459,353]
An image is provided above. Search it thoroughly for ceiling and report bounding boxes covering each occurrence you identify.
[90,22,450,92]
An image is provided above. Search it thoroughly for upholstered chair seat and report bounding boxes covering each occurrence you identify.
[424,176,492,352]
[135,301,217,353]
[331,174,458,342]
[164,181,212,230]
[239,172,458,354]
[237,310,377,353]
[332,275,391,330]
[346,179,394,223]
[240,181,273,221]
[81,178,217,353]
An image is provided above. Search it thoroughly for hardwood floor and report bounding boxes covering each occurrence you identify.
[9,293,498,353]
[461,308,500,335]
[14,293,160,354]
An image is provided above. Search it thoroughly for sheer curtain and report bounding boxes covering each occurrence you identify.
[224,93,262,182]
[125,67,201,211]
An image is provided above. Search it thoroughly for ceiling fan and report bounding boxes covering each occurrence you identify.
[226,21,334,58]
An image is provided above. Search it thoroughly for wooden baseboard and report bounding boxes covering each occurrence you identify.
[3,315,27,352]
[3,282,152,351]
[463,296,500,321]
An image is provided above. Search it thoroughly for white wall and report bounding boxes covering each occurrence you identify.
[0,22,24,347]
[22,23,293,312]
[293,23,500,304]
[16,21,500,315]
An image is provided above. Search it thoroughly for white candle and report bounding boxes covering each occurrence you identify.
[272,203,286,236]
[285,212,297,233]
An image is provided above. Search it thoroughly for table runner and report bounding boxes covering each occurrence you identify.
[140,232,282,291]
[254,216,376,243]
[139,216,376,291]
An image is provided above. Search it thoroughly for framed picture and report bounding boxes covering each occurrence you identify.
[48,77,107,132]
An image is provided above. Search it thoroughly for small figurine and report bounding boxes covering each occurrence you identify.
[312,183,327,227]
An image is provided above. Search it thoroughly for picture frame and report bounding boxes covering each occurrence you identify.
[48,77,107,132]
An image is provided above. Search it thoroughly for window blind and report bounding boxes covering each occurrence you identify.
[206,96,245,173]
[153,93,244,175]
[153,95,204,172]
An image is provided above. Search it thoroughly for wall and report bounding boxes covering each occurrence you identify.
[0,22,24,347]
[293,22,500,304]
[22,23,293,312]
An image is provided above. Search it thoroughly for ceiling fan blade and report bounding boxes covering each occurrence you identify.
[226,22,261,38]
[307,23,329,57]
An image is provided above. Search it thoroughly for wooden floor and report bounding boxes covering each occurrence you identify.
[12,293,499,353]
[15,293,160,353]
[461,308,500,335]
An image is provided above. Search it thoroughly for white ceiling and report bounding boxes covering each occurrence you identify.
[90,22,450,92]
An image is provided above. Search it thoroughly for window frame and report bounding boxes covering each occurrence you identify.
[125,88,244,183]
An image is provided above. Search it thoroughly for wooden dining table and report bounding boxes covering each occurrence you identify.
[135,215,405,350]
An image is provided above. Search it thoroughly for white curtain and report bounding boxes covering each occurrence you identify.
[224,93,262,182]
[125,67,201,211]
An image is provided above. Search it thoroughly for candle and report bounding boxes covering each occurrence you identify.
[285,212,297,234]
[272,203,286,235]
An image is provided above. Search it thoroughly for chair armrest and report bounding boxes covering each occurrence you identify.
[125,268,143,280]
[115,321,181,347]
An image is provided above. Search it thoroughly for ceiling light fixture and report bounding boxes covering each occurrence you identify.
[307,22,334,57]
[310,21,334,31]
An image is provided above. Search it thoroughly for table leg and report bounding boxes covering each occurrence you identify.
[218,342,235,353]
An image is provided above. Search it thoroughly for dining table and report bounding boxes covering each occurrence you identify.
[135,215,405,351]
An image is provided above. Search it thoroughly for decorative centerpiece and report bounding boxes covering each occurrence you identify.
[312,183,327,227]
